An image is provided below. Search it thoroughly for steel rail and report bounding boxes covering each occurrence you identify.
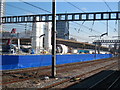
[88,71,117,89]
[43,62,117,88]
[107,75,120,89]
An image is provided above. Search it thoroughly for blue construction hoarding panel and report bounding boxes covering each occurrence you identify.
[0,55,2,64]
[0,54,112,70]
[1,55,19,70]
[18,55,52,69]
[0,55,2,70]
[2,55,19,65]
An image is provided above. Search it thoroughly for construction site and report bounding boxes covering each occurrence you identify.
[0,0,120,89]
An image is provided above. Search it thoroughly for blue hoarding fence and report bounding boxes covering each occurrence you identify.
[0,54,112,70]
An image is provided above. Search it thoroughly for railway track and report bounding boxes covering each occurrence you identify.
[88,71,120,89]
[108,74,120,89]
[1,57,118,87]
[65,66,119,89]
[43,62,118,89]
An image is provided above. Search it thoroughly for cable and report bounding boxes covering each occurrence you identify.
[103,0,118,33]
[5,1,116,40]
[90,20,95,32]
[64,0,99,35]
[5,13,14,16]
[17,0,96,41]
[64,0,85,13]
[5,3,52,37]
[78,21,85,33]
[65,0,116,33]
[69,26,99,42]
[67,1,117,38]
[19,0,51,13]
[103,0,112,12]
[70,26,94,36]
[7,3,35,14]
[18,0,94,37]
[6,1,102,35]
[5,7,41,33]
[64,0,101,35]
[99,21,118,32]
[64,0,103,34]
[114,20,118,32]
[69,34,93,42]
[71,22,102,34]
[71,21,116,40]
[5,13,42,33]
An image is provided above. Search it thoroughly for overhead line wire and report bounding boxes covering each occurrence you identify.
[7,1,101,35]
[64,0,85,13]
[70,26,94,36]
[5,2,95,41]
[12,0,100,40]
[64,0,102,35]
[72,22,101,34]
[65,0,117,37]
[64,0,100,35]
[19,0,51,13]
[69,34,93,41]
[7,3,35,14]
[103,0,112,12]
[103,0,118,33]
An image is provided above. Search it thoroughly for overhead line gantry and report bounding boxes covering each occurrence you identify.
[1,11,120,23]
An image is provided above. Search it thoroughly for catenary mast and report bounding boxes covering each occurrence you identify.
[118,1,120,39]
[0,0,5,32]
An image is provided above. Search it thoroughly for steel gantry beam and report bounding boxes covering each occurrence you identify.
[1,11,120,23]
[95,40,120,43]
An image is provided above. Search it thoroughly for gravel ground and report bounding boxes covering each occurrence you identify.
[2,58,119,89]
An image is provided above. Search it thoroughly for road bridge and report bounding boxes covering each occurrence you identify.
[1,38,109,52]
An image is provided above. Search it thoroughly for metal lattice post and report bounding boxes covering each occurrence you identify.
[118,1,120,40]
[0,0,5,31]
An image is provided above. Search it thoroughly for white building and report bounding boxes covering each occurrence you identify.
[32,22,45,53]
[32,21,69,53]
[32,22,52,53]
[44,22,52,52]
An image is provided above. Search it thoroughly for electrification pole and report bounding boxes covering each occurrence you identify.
[118,1,120,40]
[52,0,56,78]
[0,0,5,32]
[106,10,108,36]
